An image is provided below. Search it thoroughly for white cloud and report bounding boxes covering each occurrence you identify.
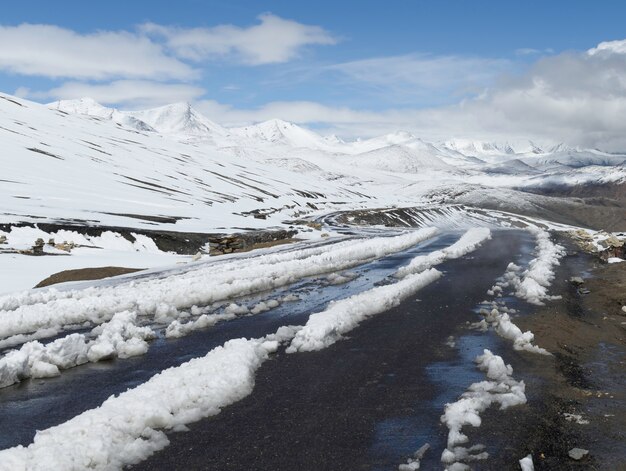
[199,40,626,151]
[328,54,512,103]
[140,13,337,65]
[28,80,205,109]
[0,23,196,80]
[588,39,626,55]
[0,15,335,82]
[514,48,554,56]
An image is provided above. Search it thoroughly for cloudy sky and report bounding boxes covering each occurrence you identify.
[3,0,626,149]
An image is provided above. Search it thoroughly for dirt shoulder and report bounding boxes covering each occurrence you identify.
[515,250,626,470]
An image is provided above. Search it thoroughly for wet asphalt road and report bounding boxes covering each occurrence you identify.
[0,230,557,470]
[131,230,533,470]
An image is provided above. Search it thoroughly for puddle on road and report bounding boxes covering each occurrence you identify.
[370,333,502,469]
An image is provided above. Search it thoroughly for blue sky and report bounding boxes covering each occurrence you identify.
[2,1,626,147]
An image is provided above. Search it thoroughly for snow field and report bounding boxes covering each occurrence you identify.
[0,226,163,254]
[441,349,527,469]
[0,226,190,295]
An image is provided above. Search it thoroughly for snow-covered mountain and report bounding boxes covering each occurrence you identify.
[50,98,626,177]
[2,94,370,233]
[440,138,548,157]
[344,144,455,174]
[49,98,156,132]
[51,98,228,140]
[230,119,335,150]
[128,102,227,139]
[0,93,617,234]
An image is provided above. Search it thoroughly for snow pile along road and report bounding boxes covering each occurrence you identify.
[395,227,491,278]
[287,267,442,352]
[470,227,565,355]
[0,330,296,471]
[495,228,565,305]
[476,303,550,355]
[0,229,437,344]
[441,349,527,469]
[0,311,154,388]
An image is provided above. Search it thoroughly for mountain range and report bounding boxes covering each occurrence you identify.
[1,93,623,234]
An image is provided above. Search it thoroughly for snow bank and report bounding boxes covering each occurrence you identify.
[0,334,88,388]
[495,312,549,355]
[441,350,526,468]
[287,268,441,352]
[396,227,490,278]
[325,271,358,285]
[478,304,549,355]
[0,335,286,470]
[0,312,154,388]
[497,228,565,305]
[250,299,281,315]
[87,311,155,362]
[0,229,437,343]
[165,312,236,339]
[475,228,563,354]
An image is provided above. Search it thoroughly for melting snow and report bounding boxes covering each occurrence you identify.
[396,227,491,278]
[441,350,527,468]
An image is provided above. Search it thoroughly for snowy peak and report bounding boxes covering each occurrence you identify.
[49,97,113,119]
[49,98,156,133]
[129,102,227,138]
[49,98,227,138]
[440,139,548,157]
[347,131,418,154]
[230,119,332,149]
[351,143,454,174]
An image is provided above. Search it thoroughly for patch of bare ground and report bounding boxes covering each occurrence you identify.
[34,266,144,288]
[236,237,301,253]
